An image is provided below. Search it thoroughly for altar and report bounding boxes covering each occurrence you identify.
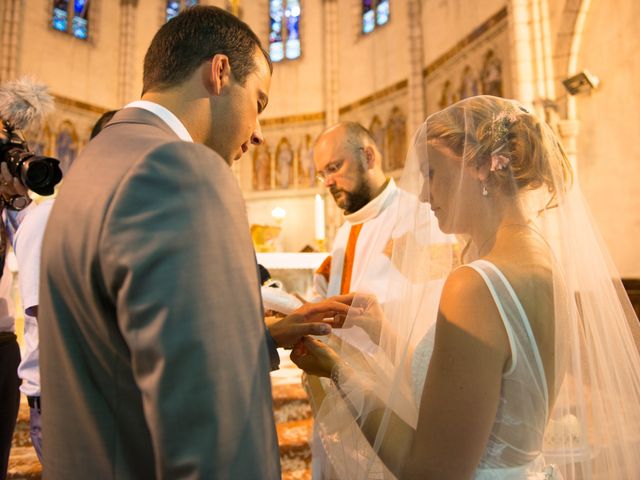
[257,252,329,299]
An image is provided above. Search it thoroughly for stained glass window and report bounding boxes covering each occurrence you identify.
[284,0,301,60]
[166,0,199,22]
[72,0,89,39]
[52,0,90,39]
[362,0,390,34]
[269,0,301,62]
[376,0,389,26]
[52,0,70,33]
[269,0,284,61]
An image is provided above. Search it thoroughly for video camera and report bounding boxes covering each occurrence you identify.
[0,77,63,203]
[0,121,62,197]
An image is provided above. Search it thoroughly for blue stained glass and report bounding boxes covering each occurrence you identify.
[52,8,68,31]
[166,1,180,21]
[269,0,284,61]
[285,39,300,59]
[185,0,199,6]
[74,0,87,15]
[52,0,70,32]
[270,42,284,62]
[72,17,88,39]
[285,0,300,39]
[284,0,300,59]
[363,10,375,33]
[376,0,389,25]
[72,0,89,39]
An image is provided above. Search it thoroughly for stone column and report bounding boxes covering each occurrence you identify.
[117,0,138,105]
[406,0,425,133]
[0,0,21,82]
[322,0,339,127]
[507,0,536,112]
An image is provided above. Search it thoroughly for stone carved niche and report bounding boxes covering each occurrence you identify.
[386,107,407,171]
[439,80,458,109]
[297,133,316,188]
[55,120,79,172]
[253,141,272,191]
[459,65,479,99]
[436,50,504,112]
[481,50,503,97]
[275,137,294,189]
[369,115,386,164]
[29,123,53,157]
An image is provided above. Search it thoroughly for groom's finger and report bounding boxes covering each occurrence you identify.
[293,322,331,337]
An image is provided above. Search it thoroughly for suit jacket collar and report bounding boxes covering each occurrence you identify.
[105,107,181,140]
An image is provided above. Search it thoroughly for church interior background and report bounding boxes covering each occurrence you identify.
[2,0,639,478]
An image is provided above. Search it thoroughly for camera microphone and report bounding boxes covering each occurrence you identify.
[0,77,54,131]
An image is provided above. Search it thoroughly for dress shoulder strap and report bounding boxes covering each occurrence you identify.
[463,259,549,410]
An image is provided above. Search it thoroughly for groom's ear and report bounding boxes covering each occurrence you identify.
[204,54,232,96]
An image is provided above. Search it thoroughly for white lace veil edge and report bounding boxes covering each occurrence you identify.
[314,95,640,480]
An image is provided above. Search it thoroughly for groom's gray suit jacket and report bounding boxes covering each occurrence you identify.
[39,108,280,479]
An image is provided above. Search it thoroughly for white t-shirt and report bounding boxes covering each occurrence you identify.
[14,199,54,397]
[0,262,15,333]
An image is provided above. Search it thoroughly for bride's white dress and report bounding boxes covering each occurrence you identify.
[411,259,556,480]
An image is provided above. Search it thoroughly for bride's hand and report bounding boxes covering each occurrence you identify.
[329,293,387,344]
[290,337,340,378]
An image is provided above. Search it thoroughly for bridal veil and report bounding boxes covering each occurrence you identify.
[312,95,640,479]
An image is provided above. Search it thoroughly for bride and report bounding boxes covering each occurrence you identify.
[292,95,640,479]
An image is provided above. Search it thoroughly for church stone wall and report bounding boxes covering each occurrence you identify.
[261,0,325,116]
[335,0,411,108]
[19,0,119,110]
[420,0,506,67]
[572,0,640,276]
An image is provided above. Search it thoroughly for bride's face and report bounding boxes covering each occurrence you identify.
[421,143,481,234]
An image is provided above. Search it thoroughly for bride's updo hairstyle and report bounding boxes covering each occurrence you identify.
[426,96,573,204]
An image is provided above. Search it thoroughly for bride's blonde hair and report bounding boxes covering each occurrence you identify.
[426,96,573,203]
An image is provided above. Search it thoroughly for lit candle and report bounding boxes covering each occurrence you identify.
[315,194,325,240]
[271,207,286,224]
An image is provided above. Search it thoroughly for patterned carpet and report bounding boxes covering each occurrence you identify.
[7,348,312,479]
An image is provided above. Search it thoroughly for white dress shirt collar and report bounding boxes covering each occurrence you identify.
[124,100,193,142]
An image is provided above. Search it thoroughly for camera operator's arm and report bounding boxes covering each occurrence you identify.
[0,159,46,321]
[11,200,51,321]
[0,162,29,205]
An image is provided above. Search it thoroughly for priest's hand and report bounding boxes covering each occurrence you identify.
[267,298,354,349]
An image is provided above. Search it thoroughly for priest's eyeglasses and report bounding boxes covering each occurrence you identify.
[316,158,346,183]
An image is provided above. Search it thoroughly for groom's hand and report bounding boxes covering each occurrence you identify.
[267,298,355,349]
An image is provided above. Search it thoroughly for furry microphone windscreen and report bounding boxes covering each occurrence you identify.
[0,77,54,130]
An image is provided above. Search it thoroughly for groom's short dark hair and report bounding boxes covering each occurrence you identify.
[142,6,272,95]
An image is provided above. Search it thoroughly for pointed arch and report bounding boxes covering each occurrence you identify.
[385,107,407,171]
[252,142,272,191]
[55,120,79,173]
[368,115,386,165]
[480,50,503,97]
[459,65,479,100]
[297,133,315,187]
[275,137,294,189]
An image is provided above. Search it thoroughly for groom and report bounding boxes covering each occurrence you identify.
[38,6,344,479]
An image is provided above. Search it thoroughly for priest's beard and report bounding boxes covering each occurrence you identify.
[330,165,373,214]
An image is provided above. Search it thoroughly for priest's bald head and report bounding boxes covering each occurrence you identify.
[313,122,387,214]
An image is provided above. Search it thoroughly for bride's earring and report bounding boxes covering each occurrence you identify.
[482,183,489,197]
